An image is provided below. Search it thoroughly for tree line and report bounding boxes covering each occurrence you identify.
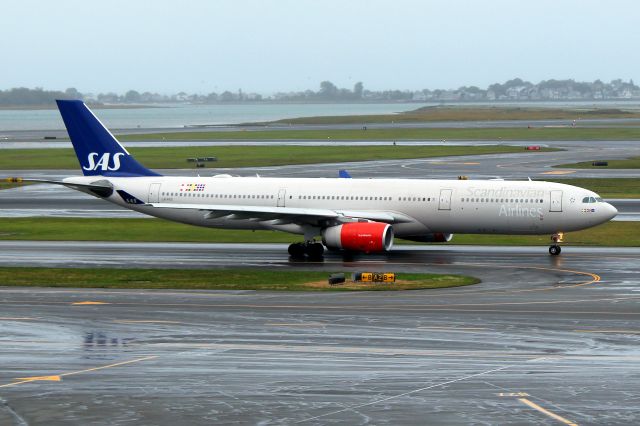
[2,78,639,106]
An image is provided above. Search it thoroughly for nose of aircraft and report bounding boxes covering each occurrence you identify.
[604,202,618,221]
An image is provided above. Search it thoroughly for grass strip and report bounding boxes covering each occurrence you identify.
[268,106,640,124]
[0,267,479,291]
[0,145,530,170]
[0,218,637,246]
[118,127,640,142]
[555,157,640,169]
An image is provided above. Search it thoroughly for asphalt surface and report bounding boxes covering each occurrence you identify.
[1,243,639,425]
[1,122,639,424]
[3,138,640,181]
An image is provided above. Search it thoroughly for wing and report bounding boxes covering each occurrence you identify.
[149,202,414,226]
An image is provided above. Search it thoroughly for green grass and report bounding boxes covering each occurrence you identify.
[1,218,637,246]
[0,145,530,170]
[0,267,479,291]
[555,156,640,169]
[268,106,640,125]
[544,178,640,199]
[118,127,640,141]
[0,218,295,243]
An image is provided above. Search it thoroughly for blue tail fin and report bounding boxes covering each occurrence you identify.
[56,100,160,177]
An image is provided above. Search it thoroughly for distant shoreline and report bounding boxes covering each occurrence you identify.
[0,104,166,111]
[4,99,640,112]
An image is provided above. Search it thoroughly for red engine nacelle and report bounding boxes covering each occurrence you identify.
[322,222,394,253]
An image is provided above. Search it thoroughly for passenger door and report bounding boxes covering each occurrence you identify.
[277,188,286,207]
[438,189,452,210]
[550,190,563,212]
[148,183,161,203]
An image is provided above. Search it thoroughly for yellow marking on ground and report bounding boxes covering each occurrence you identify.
[574,329,640,334]
[113,320,181,324]
[428,161,480,165]
[16,375,61,382]
[58,355,157,378]
[417,326,486,331]
[518,398,578,426]
[540,170,576,175]
[0,317,35,320]
[0,355,157,389]
[498,392,529,397]
[71,301,109,305]
[265,322,324,327]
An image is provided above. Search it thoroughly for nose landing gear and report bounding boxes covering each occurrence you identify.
[549,232,564,256]
[288,241,325,260]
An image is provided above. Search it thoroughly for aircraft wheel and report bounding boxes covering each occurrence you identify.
[305,242,325,259]
[549,245,561,256]
[288,243,306,259]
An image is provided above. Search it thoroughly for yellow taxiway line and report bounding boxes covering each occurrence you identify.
[113,320,182,324]
[0,355,157,389]
[540,170,576,175]
[518,397,578,426]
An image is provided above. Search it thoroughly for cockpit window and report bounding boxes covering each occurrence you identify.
[582,197,598,203]
[595,197,603,202]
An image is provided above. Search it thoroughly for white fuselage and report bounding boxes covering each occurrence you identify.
[65,175,618,239]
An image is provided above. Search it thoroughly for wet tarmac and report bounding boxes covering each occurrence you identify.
[1,125,639,424]
[3,137,640,183]
[0,244,639,424]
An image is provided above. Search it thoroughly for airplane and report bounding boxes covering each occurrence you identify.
[8,100,618,257]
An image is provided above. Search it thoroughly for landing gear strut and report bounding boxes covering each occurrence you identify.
[549,232,564,256]
[288,241,324,259]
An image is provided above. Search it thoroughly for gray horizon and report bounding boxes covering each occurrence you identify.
[3,0,639,95]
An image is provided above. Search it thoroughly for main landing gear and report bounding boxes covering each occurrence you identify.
[288,241,325,259]
[549,232,564,256]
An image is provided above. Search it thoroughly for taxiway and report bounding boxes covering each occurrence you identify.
[1,244,639,424]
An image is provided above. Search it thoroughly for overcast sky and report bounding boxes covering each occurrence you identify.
[3,0,639,94]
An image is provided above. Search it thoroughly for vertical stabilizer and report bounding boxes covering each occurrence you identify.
[56,100,160,177]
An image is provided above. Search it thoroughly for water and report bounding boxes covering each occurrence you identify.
[0,103,430,132]
[4,100,640,132]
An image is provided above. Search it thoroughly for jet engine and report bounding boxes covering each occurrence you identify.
[322,222,393,253]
